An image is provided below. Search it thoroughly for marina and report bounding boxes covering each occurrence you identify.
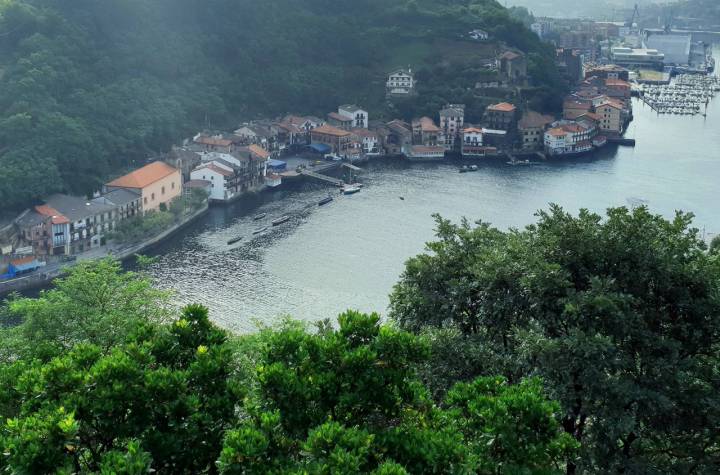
[638,74,720,115]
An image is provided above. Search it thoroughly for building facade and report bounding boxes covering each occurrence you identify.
[386,69,415,95]
[105,161,182,214]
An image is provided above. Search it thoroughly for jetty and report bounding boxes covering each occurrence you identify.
[298,169,345,186]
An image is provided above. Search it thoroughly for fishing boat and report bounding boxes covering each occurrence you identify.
[318,196,334,206]
[227,236,243,245]
[342,186,361,195]
[252,227,268,235]
[272,215,291,226]
[253,213,267,221]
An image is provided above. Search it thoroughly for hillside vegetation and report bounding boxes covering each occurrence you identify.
[0,0,561,211]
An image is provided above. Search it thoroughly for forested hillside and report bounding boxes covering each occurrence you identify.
[0,0,561,211]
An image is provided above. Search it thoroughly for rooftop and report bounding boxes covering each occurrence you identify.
[339,104,364,113]
[312,124,352,137]
[106,161,179,190]
[328,112,352,122]
[519,111,555,129]
[194,135,232,147]
[44,194,116,222]
[95,188,141,207]
[486,102,517,113]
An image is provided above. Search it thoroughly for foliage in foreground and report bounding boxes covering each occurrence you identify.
[390,205,720,473]
[0,259,574,473]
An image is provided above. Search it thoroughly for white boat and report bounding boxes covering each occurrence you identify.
[343,186,361,195]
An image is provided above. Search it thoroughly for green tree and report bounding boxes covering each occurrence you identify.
[0,304,239,473]
[219,311,574,474]
[390,205,720,473]
[0,258,171,361]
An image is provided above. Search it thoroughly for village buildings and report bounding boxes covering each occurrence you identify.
[518,111,555,151]
[386,69,415,95]
[484,102,517,131]
[439,104,465,151]
[338,105,368,129]
[310,124,358,156]
[105,161,182,214]
[499,51,527,85]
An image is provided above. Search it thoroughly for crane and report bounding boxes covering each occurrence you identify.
[626,3,640,29]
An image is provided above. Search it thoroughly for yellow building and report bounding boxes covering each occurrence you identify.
[106,161,182,213]
[595,101,624,135]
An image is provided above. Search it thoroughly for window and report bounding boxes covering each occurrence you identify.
[162,186,165,195]
[151,193,155,201]
[144,197,148,205]
[172,182,175,189]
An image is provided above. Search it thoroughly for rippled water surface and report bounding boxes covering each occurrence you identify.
[147,53,720,331]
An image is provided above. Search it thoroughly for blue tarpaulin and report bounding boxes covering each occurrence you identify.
[309,143,331,154]
[267,159,287,171]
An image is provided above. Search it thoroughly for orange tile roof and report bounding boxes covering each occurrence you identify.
[248,144,270,160]
[463,127,484,134]
[519,111,555,129]
[328,112,352,122]
[547,128,567,137]
[195,136,232,147]
[487,102,516,113]
[605,78,630,87]
[106,161,179,189]
[35,205,69,224]
[312,124,352,137]
[598,101,623,110]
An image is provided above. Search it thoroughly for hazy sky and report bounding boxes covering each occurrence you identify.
[503,0,666,19]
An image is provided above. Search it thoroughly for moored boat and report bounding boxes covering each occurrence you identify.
[252,227,268,235]
[253,213,267,221]
[342,186,361,195]
[318,196,334,206]
[227,236,243,245]
[272,216,291,226]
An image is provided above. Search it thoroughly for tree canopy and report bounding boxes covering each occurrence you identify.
[0,258,574,473]
[390,205,720,473]
[0,0,561,210]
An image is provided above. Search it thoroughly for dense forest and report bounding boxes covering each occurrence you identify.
[0,205,718,472]
[0,0,562,212]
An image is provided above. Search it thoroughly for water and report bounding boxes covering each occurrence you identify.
[147,58,720,332]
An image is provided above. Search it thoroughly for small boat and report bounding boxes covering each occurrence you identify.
[253,213,267,221]
[399,196,405,201]
[318,196,334,206]
[272,216,291,226]
[252,227,268,235]
[343,186,361,195]
[227,236,244,245]
[459,166,469,173]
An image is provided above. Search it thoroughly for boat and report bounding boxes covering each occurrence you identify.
[342,186,361,195]
[252,227,268,235]
[459,166,469,173]
[272,216,291,226]
[253,213,266,221]
[399,196,405,201]
[318,196,334,206]
[227,236,244,245]
[469,165,478,172]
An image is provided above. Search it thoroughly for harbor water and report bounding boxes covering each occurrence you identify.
[147,49,720,332]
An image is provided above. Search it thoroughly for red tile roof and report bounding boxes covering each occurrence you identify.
[35,205,69,224]
[200,163,233,177]
[106,162,179,189]
[247,144,271,160]
[487,102,516,113]
[195,136,232,147]
[312,124,352,137]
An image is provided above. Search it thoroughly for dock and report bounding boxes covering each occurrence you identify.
[608,138,636,146]
[341,163,362,172]
[298,169,345,186]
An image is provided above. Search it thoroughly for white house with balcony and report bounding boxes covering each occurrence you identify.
[338,105,368,129]
[190,162,234,202]
[386,69,415,95]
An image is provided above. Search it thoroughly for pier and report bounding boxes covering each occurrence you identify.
[298,169,345,186]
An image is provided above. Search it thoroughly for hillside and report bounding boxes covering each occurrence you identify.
[0,0,562,211]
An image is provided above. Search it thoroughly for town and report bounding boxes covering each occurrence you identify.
[1,17,718,291]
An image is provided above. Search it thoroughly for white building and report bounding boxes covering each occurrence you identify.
[544,122,594,156]
[611,47,665,68]
[469,29,489,40]
[531,21,553,39]
[352,128,381,156]
[190,162,234,202]
[338,105,368,129]
[386,69,415,95]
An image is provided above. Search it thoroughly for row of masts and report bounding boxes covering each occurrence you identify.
[638,74,720,115]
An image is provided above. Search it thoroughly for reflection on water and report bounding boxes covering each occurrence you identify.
[147,54,720,331]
